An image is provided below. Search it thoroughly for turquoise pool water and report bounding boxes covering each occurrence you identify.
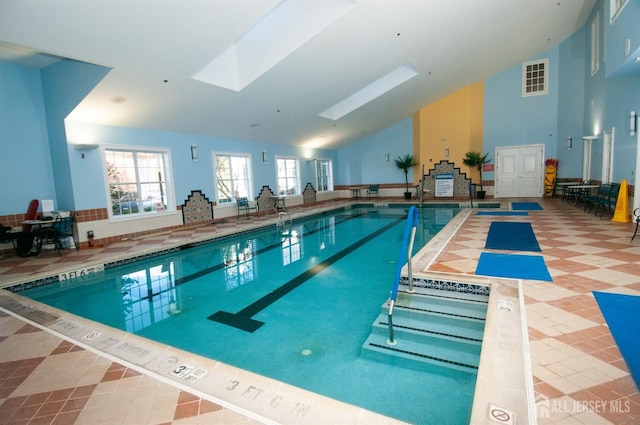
[19,206,478,424]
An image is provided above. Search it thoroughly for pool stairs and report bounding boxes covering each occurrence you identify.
[361,288,488,373]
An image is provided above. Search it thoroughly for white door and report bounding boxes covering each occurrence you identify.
[495,144,544,198]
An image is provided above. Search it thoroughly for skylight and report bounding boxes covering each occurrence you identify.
[318,63,419,120]
[192,0,356,92]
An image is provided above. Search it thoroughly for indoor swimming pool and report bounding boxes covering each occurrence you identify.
[16,205,484,424]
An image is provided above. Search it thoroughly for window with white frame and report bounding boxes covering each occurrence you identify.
[591,13,600,76]
[610,0,628,23]
[105,148,173,217]
[214,153,253,204]
[602,129,615,184]
[522,59,548,97]
[276,157,300,195]
[315,159,333,192]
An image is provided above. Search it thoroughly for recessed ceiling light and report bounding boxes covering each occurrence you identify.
[319,63,418,120]
[110,96,126,104]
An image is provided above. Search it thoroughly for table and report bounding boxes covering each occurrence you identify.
[564,184,599,205]
[349,186,366,199]
[21,219,56,256]
[555,181,581,198]
[268,195,288,214]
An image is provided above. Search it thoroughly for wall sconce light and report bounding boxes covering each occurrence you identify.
[444,147,449,158]
[262,150,268,164]
[566,137,572,150]
[385,153,389,162]
[630,111,637,136]
[190,144,198,162]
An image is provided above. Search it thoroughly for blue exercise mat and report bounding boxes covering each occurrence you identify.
[593,291,640,389]
[475,252,552,281]
[512,202,543,210]
[476,211,529,216]
[485,222,541,252]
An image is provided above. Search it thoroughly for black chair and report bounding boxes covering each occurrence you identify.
[34,216,78,255]
[631,208,640,242]
[236,197,258,219]
[0,223,18,247]
[367,185,379,198]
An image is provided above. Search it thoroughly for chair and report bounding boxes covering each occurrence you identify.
[34,215,77,255]
[367,185,379,198]
[632,208,640,242]
[236,197,258,219]
[0,223,18,246]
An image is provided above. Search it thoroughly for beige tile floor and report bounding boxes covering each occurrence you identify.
[1,197,640,424]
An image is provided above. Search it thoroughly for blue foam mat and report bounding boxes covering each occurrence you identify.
[476,211,529,216]
[593,291,640,389]
[512,202,543,210]
[475,252,552,281]
[485,221,541,252]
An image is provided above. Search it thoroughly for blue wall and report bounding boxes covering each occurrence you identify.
[0,61,56,214]
[65,121,338,210]
[336,118,413,185]
[483,47,560,181]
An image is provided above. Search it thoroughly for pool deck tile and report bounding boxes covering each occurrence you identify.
[1,197,640,424]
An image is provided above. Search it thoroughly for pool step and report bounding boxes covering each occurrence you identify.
[361,291,487,373]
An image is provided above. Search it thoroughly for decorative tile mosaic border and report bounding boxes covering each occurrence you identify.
[302,183,317,204]
[182,190,213,224]
[399,276,491,297]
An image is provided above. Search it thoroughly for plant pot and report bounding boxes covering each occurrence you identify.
[404,192,412,200]
[476,190,486,199]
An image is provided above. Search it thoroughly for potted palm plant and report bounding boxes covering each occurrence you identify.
[394,154,418,199]
[463,151,491,199]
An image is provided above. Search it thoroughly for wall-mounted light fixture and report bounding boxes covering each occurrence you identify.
[190,144,198,162]
[262,150,268,164]
[444,147,449,158]
[630,111,637,136]
[566,137,572,150]
[385,153,389,162]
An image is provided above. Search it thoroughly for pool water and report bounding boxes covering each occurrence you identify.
[20,206,479,424]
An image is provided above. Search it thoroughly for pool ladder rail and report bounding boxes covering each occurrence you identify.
[387,205,419,345]
[363,205,488,372]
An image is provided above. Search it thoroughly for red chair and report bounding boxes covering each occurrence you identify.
[21,199,39,232]
[13,200,39,257]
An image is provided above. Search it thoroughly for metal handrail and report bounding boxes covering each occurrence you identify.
[387,205,419,345]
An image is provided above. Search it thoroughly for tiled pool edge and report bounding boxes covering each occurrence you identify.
[406,204,536,424]
[0,290,406,425]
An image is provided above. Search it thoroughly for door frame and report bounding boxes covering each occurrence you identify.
[494,143,544,198]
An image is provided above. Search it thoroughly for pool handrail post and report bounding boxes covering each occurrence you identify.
[387,206,419,345]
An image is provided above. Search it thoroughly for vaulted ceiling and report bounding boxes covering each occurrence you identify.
[0,0,596,149]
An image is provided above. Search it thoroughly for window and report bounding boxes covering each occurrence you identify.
[522,59,548,97]
[602,129,615,184]
[591,13,600,76]
[276,157,300,195]
[214,153,253,204]
[315,159,333,192]
[105,148,173,217]
[610,0,627,23]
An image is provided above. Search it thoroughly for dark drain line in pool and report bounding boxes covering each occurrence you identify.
[174,212,371,288]
[208,216,404,332]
